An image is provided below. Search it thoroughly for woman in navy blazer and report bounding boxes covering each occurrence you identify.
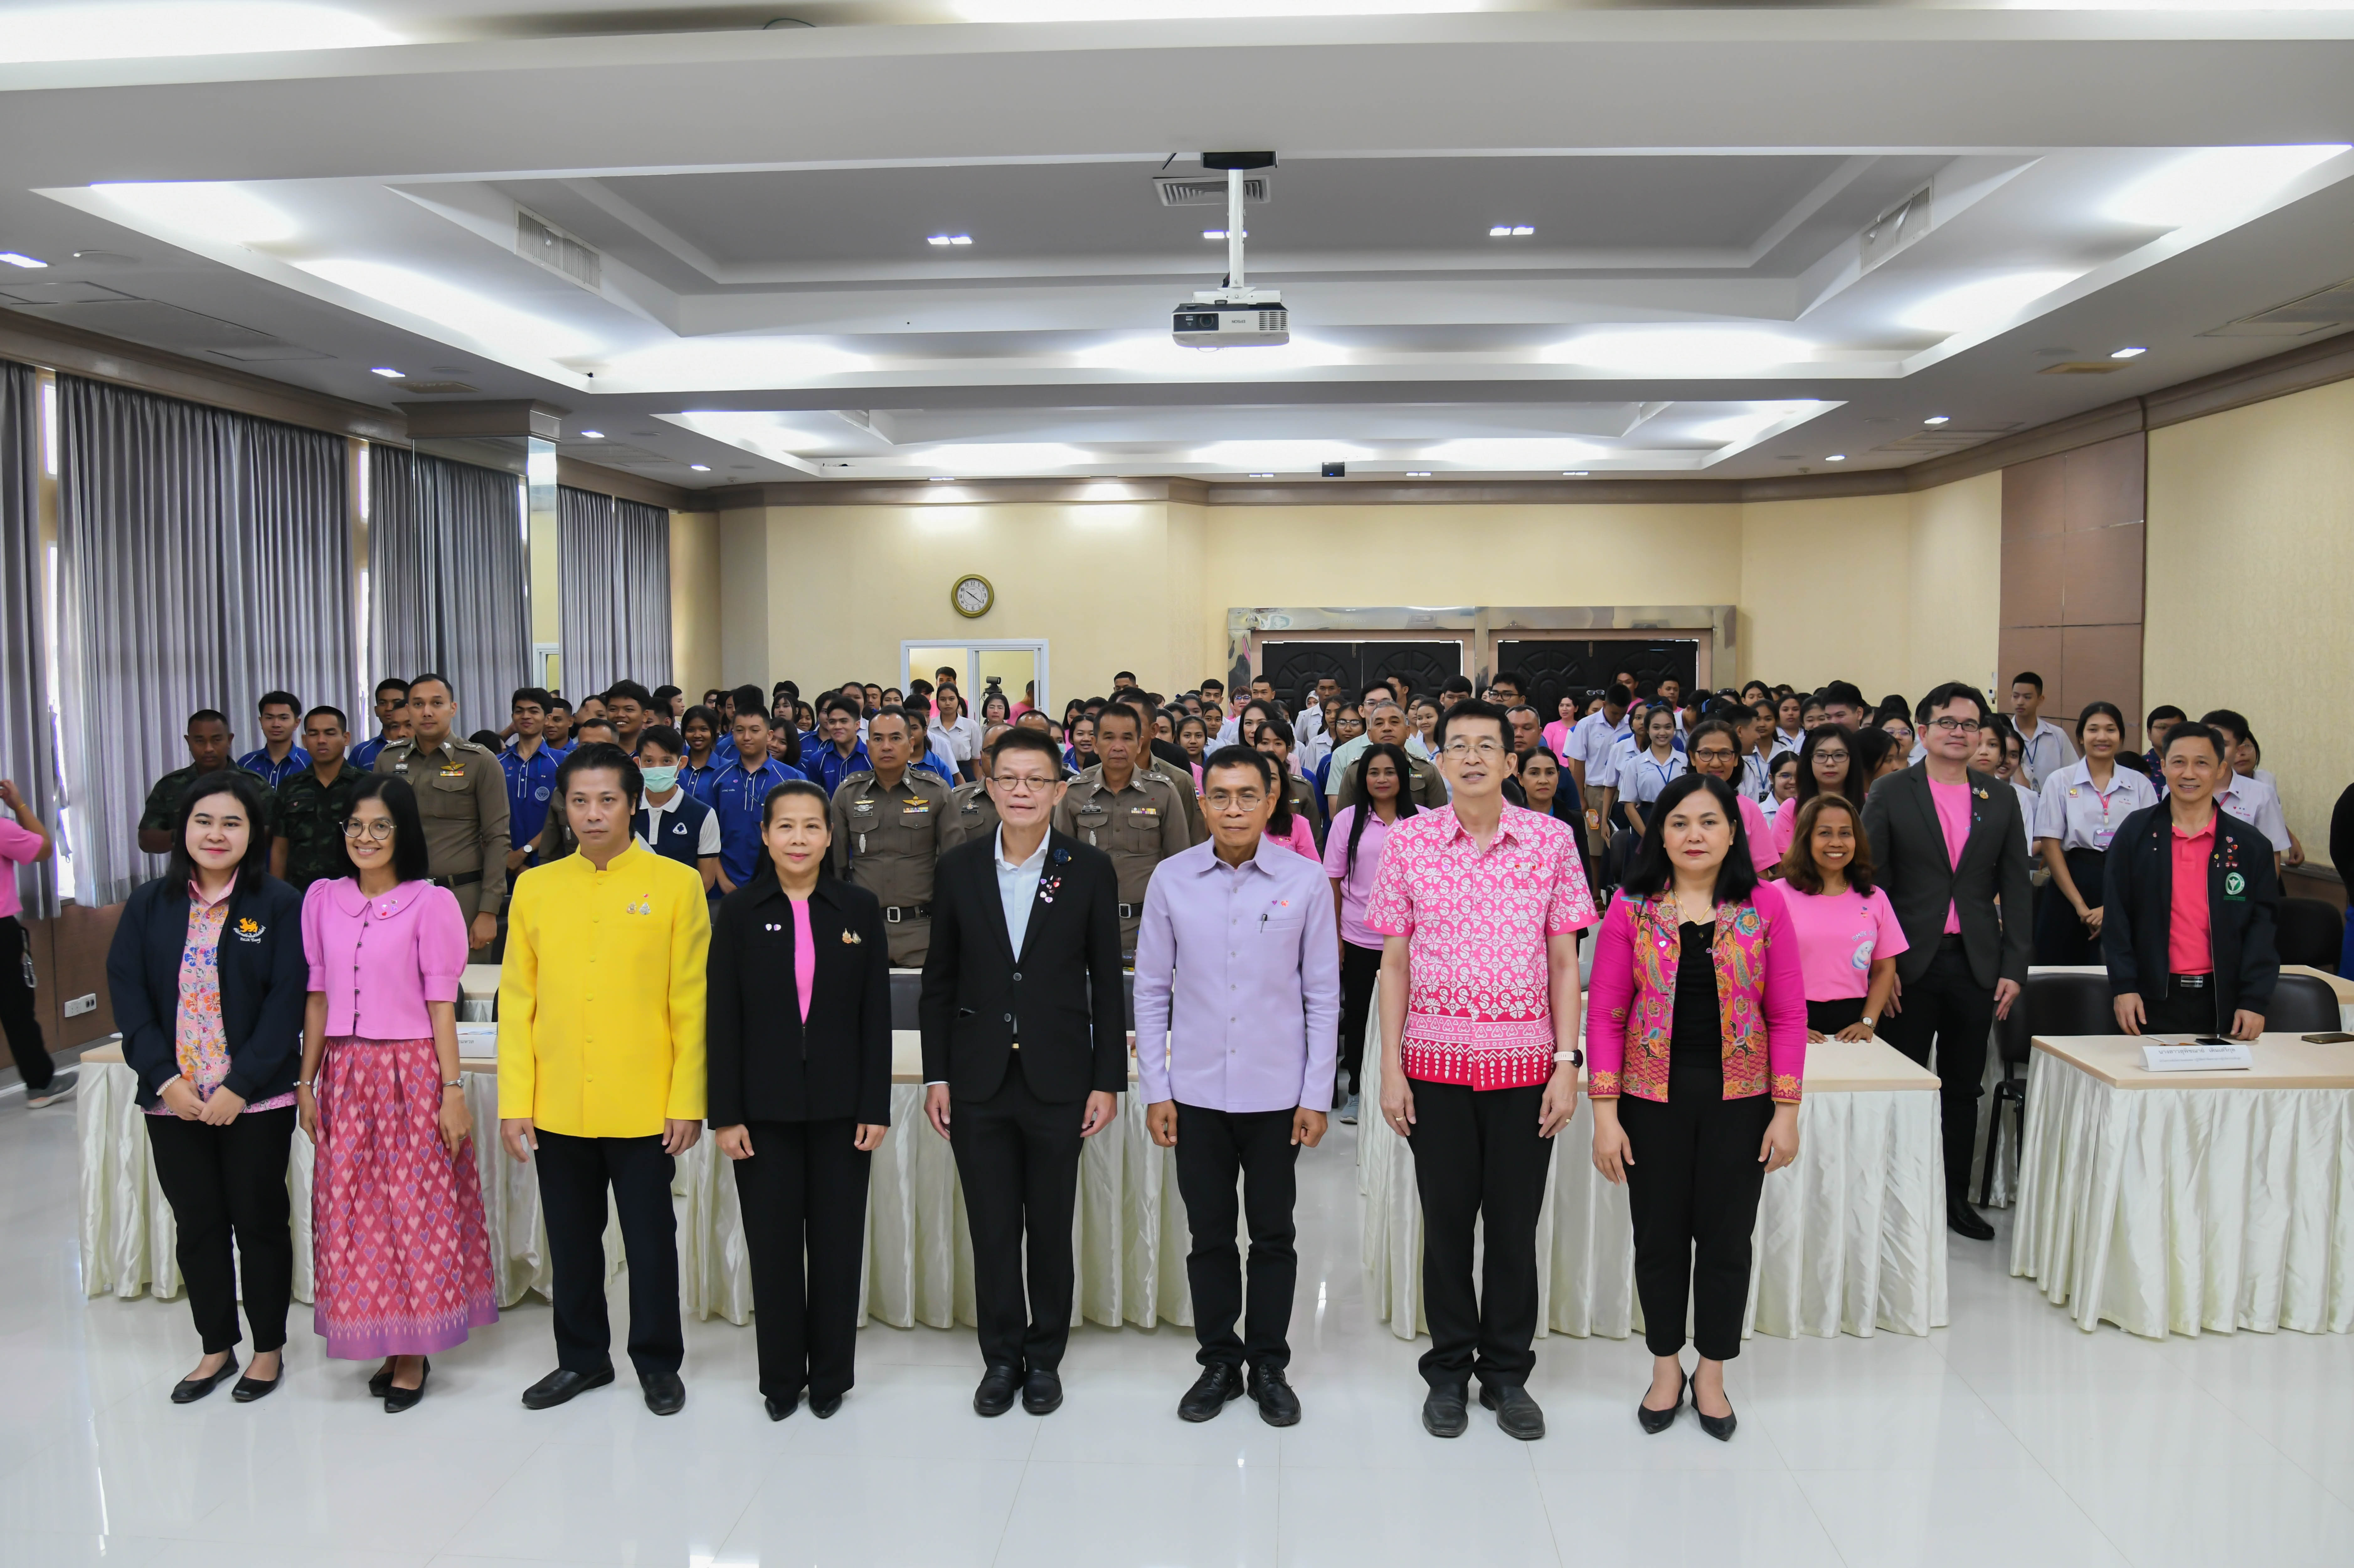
[707,778,892,1422]
[107,770,307,1405]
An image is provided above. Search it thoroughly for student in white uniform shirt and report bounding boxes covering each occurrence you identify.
[2031,701,2158,964]
[1572,686,1632,846]
[1618,704,1687,836]
[2198,709,2295,872]
[1980,723,2042,860]
[2007,672,2077,790]
[1771,693,1806,757]
[2229,727,2307,868]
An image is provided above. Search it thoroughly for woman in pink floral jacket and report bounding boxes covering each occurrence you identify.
[1584,773,1806,1444]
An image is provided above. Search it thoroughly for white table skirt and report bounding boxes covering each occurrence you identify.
[1357,1050,1948,1342]
[2009,1050,2354,1337]
[78,1062,1193,1333]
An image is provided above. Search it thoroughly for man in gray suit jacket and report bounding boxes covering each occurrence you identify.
[1861,681,2032,1241]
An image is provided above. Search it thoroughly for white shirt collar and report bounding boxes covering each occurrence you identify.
[994,827,1050,873]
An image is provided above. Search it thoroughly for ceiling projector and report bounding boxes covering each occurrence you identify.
[1173,151,1287,348]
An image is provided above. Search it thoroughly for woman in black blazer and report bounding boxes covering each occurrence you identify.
[106,770,306,1405]
[708,777,892,1422]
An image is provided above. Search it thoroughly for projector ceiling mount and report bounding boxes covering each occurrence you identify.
[1172,151,1289,348]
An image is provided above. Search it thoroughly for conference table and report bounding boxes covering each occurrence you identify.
[1358,1024,1950,1342]
[2011,1032,2354,1338]
[76,1029,1196,1333]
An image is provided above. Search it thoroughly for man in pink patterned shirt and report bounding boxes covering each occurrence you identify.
[1367,699,1596,1443]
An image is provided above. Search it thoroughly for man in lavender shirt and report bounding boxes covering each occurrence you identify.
[1134,745,1340,1428]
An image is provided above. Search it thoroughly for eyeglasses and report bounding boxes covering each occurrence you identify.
[340,819,395,841]
[1441,739,1506,758]
[1927,717,1982,734]
[992,774,1059,795]
[1692,748,1738,762]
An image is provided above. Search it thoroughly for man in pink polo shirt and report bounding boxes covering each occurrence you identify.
[1366,699,1597,1443]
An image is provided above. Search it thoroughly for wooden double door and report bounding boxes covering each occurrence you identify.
[1259,640,1465,713]
[1493,638,1699,719]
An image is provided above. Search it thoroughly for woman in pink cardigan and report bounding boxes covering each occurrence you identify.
[1584,773,1805,1444]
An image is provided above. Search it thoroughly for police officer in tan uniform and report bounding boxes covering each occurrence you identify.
[1052,702,1190,956]
[829,705,950,968]
[373,671,510,950]
[942,774,1001,850]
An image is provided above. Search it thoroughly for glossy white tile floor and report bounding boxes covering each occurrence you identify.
[5,1080,2352,1568]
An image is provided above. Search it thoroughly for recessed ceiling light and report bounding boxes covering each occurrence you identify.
[1405,471,1432,478]
[925,234,973,246]
[1923,415,1950,426]
[2111,346,2148,359]
[578,429,604,438]
[1563,470,1589,477]
[1825,454,1848,462]
[1248,472,1275,479]
[1202,229,1247,240]
[369,366,404,378]
[1488,225,1535,238]
[930,475,956,482]
[0,252,47,269]
[689,464,711,472]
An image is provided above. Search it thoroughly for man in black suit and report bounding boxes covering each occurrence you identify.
[1861,680,2033,1241]
[920,726,1127,1417]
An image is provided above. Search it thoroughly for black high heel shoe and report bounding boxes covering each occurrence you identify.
[1694,1384,1737,1442]
[171,1356,239,1405]
[383,1358,429,1413]
[1637,1372,1686,1435]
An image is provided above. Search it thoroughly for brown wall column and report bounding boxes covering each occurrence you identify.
[1998,433,2148,746]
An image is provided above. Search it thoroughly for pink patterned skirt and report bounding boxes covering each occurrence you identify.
[312,1036,498,1359]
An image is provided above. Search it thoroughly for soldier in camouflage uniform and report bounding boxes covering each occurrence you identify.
[271,705,366,890]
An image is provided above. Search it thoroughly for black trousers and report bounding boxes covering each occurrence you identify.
[1336,942,1383,1097]
[2142,980,2222,1037]
[1806,996,1868,1036]
[144,1108,296,1355]
[534,1130,682,1379]
[1880,938,1996,1199]
[732,1119,870,1404]
[2034,849,2107,965]
[1173,1102,1300,1373]
[951,1053,1084,1372]
[0,916,52,1091]
[1409,1078,1552,1388]
[1619,1091,1775,1361]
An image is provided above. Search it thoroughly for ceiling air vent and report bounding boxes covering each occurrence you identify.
[1873,424,2020,453]
[1154,175,1271,207]
[516,208,602,292]
[2038,362,2122,375]
[399,381,479,395]
[2201,277,2354,338]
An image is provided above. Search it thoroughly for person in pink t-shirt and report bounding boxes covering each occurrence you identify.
[1772,795,1906,1041]
[0,776,72,1108]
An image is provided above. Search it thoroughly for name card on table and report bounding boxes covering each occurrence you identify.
[455,1024,499,1059]
[2140,1040,2253,1072]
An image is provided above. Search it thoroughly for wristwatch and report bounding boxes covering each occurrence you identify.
[1860,1016,1878,1030]
[1554,1049,1584,1067]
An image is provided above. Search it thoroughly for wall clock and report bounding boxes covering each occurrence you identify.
[952,573,994,618]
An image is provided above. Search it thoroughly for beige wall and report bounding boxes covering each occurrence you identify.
[717,478,2001,709]
[667,510,722,698]
[2148,378,2354,867]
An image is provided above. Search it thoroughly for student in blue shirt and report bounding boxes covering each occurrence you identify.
[539,697,575,760]
[680,705,725,805]
[500,686,561,878]
[236,691,311,788]
[806,694,872,796]
[712,704,804,895]
[347,678,408,772]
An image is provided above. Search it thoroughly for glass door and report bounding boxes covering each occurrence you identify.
[903,639,1049,723]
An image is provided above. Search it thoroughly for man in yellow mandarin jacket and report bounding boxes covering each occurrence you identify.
[499,743,709,1416]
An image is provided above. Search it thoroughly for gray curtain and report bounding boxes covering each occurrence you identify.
[0,361,60,918]
[54,376,352,906]
[367,445,530,739]
[558,485,672,702]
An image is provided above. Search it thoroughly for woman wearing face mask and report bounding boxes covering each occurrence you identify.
[1773,795,1906,1042]
[297,776,496,1411]
[2032,701,2157,963]
[707,779,891,1421]
[1586,773,1805,1444]
[107,771,306,1405]
[1771,725,1861,859]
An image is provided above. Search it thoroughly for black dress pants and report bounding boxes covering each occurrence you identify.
[1336,942,1383,1098]
[534,1130,683,1379]
[1806,997,1868,1036]
[1879,938,1997,1199]
[1618,1091,1775,1360]
[2034,849,2107,965]
[0,916,52,1091]
[2141,981,2222,1037]
[732,1119,871,1404]
[1172,1102,1300,1373]
[951,1053,1084,1372]
[1408,1078,1552,1389]
[144,1108,296,1355]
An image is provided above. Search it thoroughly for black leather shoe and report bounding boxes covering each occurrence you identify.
[1947,1200,1996,1241]
[642,1370,687,1416]
[764,1394,796,1422]
[170,1357,238,1405]
[231,1363,283,1404]
[810,1391,843,1419]
[1247,1366,1301,1428]
[1638,1373,1686,1435]
[1479,1382,1545,1441]
[1021,1365,1063,1416]
[1695,1391,1738,1442]
[1421,1380,1469,1439]
[1178,1363,1243,1423]
[368,1359,396,1400]
[973,1363,1022,1418]
[383,1359,429,1413]
[522,1365,614,1410]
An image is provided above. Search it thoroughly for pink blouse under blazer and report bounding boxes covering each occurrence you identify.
[300,878,469,1041]
[1583,879,1809,1104]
